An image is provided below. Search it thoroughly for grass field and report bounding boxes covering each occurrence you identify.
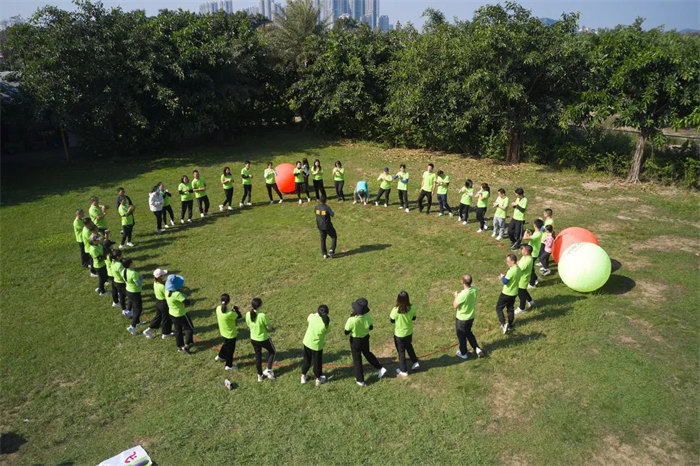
[1,128,699,464]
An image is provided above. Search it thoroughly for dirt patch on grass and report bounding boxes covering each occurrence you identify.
[593,433,691,465]
[582,181,615,191]
[408,379,446,397]
[615,334,640,348]
[635,279,669,302]
[638,235,700,254]
[594,221,621,233]
[487,373,534,426]
[533,195,579,212]
[499,452,533,466]
[625,315,668,346]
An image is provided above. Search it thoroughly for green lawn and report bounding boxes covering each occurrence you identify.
[1,129,698,464]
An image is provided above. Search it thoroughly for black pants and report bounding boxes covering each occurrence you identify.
[120,225,133,245]
[319,226,337,256]
[375,188,390,205]
[417,190,433,213]
[496,293,516,327]
[476,207,487,229]
[162,204,175,223]
[218,337,237,367]
[301,345,323,379]
[295,182,304,200]
[251,338,276,375]
[394,334,418,373]
[529,261,538,286]
[350,336,382,383]
[313,179,326,200]
[197,195,210,214]
[149,299,172,334]
[509,219,524,247]
[173,314,194,348]
[302,178,311,197]
[222,188,233,207]
[518,288,533,310]
[152,210,163,230]
[458,203,470,222]
[180,200,193,220]
[96,266,108,293]
[398,190,408,208]
[437,194,453,214]
[114,281,127,310]
[126,291,143,327]
[241,185,252,204]
[455,318,480,355]
[266,183,283,201]
[334,180,345,201]
[78,242,90,267]
[109,277,119,305]
[539,251,550,269]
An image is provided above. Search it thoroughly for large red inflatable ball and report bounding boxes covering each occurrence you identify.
[275,163,296,194]
[552,227,599,263]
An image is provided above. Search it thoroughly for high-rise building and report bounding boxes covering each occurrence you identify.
[349,0,364,21]
[378,15,391,32]
[363,0,379,30]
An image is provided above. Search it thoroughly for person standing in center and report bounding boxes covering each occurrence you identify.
[496,254,521,334]
[214,293,242,371]
[375,167,392,207]
[192,170,209,217]
[246,297,277,382]
[492,188,509,240]
[178,175,194,223]
[457,179,474,225]
[436,170,454,217]
[240,161,253,207]
[219,166,234,211]
[395,164,410,212]
[332,161,345,201]
[417,163,437,214]
[311,159,326,201]
[300,304,330,386]
[345,298,387,387]
[315,196,337,259]
[264,162,284,204]
[452,274,485,359]
[390,291,420,377]
[166,274,194,354]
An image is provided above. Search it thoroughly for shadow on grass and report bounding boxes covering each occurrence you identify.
[484,331,546,353]
[598,274,636,295]
[611,258,622,272]
[0,432,26,454]
[417,354,468,372]
[336,243,391,258]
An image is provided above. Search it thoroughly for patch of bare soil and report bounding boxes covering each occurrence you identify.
[582,181,615,191]
[638,235,700,254]
[487,373,534,425]
[592,433,692,465]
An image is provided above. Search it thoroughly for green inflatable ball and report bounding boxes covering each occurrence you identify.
[558,242,611,293]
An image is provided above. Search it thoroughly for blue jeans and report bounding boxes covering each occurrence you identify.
[437,194,452,214]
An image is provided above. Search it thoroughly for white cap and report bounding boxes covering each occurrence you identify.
[153,268,168,278]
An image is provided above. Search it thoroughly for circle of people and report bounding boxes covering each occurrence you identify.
[72,158,557,387]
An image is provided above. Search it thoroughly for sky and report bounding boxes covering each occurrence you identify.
[1,0,698,30]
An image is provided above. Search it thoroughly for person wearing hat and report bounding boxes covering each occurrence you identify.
[353,180,369,205]
[73,209,90,268]
[344,298,387,386]
[144,268,174,339]
[123,258,144,335]
[300,304,330,386]
[315,196,337,259]
[215,293,242,371]
[88,233,108,296]
[375,167,392,207]
[166,274,194,353]
[245,297,277,382]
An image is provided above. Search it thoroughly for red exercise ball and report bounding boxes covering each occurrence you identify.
[552,227,599,263]
[275,163,296,194]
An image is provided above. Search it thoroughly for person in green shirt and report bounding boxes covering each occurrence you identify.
[496,254,521,333]
[219,166,235,211]
[492,188,509,240]
[311,159,327,201]
[508,187,528,249]
[417,163,437,214]
[375,167,393,207]
[542,208,554,231]
[390,291,419,377]
[88,234,108,296]
[143,268,174,340]
[246,297,277,382]
[103,239,119,308]
[475,183,491,232]
[332,160,346,202]
[192,170,210,217]
[118,196,135,248]
[81,218,99,275]
[301,304,330,386]
[165,274,194,353]
[344,298,387,386]
[395,164,410,212]
[264,162,284,204]
[515,245,536,315]
[435,170,454,217]
[157,182,175,227]
[110,249,128,315]
[239,161,253,207]
[452,274,485,359]
[293,161,308,204]
[522,219,544,288]
[89,196,110,239]
[123,258,144,336]
[457,179,474,225]
[214,293,242,370]
[73,209,90,268]
[178,174,194,223]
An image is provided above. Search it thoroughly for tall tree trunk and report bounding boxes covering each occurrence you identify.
[60,128,70,162]
[506,129,522,164]
[625,131,647,183]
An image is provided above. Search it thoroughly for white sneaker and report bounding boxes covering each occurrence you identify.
[278,199,283,203]
[163,224,169,229]
[496,236,502,241]
[477,229,483,233]
[90,273,98,277]
[356,381,366,387]
[462,221,467,225]
[200,213,204,218]
[299,199,303,204]
[143,328,154,339]
[405,208,409,213]
[263,369,275,380]
[301,374,308,384]
[214,355,224,362]
[377,367,387,379]
[180,219,185,224]
[127,325,138,336]
[257,375,264,382]
[398,206,403,210]
[528,300,536,308]
[323,254,327,259]
[112,302,118,307]
[514,307,525,315]
[542,269,551,276]
[396,369,408,377]
[384,203,388,207]
[246,202,252,206]
[122,310,132,318]
[270,200,274,204]
[411,362,420,370]
[353,200,357,204]
[502,323,508,334]
[491,231,497,237]
[170,220,175,226]
[448,212,454,217]
[224,378,233,390]
[156,229,163,233]
[119,244,124,249]
[187,219,192,223]
[536,262,542,267]
[438,213,443,217]
[95,287,100,293]
[126,242,134,247]
[225,364,237,371]
[456,350,469,359]
[315,375,327,386]
[375,201,379,206]
[527,284,536,290]
[476,347,485,358]
[161,332,174,339]
[219,205,224,211]
[227,206,233,210]
[484,225,489,230]
[239,203,244,208]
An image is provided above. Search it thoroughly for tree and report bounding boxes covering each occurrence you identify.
[267,0,327,72]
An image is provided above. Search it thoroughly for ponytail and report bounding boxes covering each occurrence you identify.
[318,304,330,328]
[250,297,262,322]
[220,293,230,313]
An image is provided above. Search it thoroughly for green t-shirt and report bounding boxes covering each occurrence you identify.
[105,254,113,277]
[118,203,134,226]
[389,305,416,338]
[216,305,238,339]
[111,260,125,284]
[379,173,392,190]
[312,167,323,181]
[89,244,105,269]
[544,218,554,227]
[166,290,187,317]
[512,197,528,221]
[162,191,171,207]
[153,281,166,300]
[125,268,143,293]
[333,167,345,181]
[436,175,450,195]
[221,173,234,189]
[455,287,478,321]
[89,204,107,229]
[517,255,533,289]
[73,217,83,242]
[302,313,329,351]
[396,171,409,191]
[494,196,509,219]
[344,314,372,338]
[178,182,193,202]
[459,187,474,205]
[81,226,92,248]
[293,168,304,183]
[192,178,207,198]
[476,190,490,208]
[245,311,270,341]
[241,167,252,185]
[421,171,437,192]
[264,168,276,185]
[529,229,543,257]
[502,265,521,296]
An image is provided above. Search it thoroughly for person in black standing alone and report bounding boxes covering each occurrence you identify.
[315,196,337,259]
